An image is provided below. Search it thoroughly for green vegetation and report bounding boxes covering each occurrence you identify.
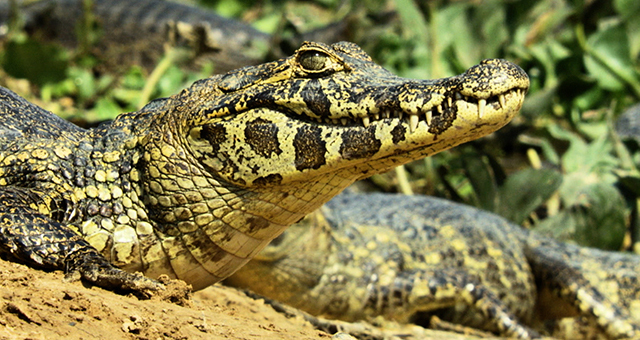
[1,0,639,251]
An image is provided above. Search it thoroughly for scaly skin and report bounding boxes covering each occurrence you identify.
[0,41,528,292]
[227,193,640,339]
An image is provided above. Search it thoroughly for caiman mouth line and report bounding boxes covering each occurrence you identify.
[286,87,527,133]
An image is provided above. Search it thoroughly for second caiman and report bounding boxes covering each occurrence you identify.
[0,42,528,297]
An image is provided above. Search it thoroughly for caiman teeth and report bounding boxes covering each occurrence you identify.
[478,98,486,118]
[409,114,419,133]
[318,88,523,131]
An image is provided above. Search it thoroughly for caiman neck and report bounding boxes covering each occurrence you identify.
[135,110,358,288]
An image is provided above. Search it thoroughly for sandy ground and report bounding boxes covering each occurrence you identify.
[0,258,487,340]
[0,258,331,340]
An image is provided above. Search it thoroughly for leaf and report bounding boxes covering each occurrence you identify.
[614,0,640,20]
[93,97,122,121]
[497,168,563,224]
[534,183,626,250]
[67,67,97,102]
[1,39,69,86]
[436,3,478,70]
[584,23,639,92]
[556,128,618,177]
[461,150,496,212]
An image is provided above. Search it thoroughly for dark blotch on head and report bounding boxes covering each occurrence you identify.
[391,122,406,145]
[201,123,227,154]
[293,126,327,171]
[429,104,457,135]
[339,126,381,160]
[252,173,283,187]
[244,118,282,158]
[301,79,331,116]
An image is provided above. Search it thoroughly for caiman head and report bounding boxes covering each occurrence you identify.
[135,41,529,289]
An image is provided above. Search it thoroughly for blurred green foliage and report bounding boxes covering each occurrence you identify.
[1,0,640,251]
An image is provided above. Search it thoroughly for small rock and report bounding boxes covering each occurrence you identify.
[331,332,358,340]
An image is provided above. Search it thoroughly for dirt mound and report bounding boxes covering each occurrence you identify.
[0,259,329,340]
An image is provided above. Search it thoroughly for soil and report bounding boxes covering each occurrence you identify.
[0,259,331,340]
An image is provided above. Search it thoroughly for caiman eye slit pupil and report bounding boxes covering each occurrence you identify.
[299,51,328,71]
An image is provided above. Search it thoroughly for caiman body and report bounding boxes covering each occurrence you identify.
[228,193,640,339]
[225,194,640,339]
[1,0,349,73]
[2,0,269,72]
[0,42,528,292]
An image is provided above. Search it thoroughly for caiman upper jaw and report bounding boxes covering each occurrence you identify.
[381,58,529,133]
[299,58,529,134]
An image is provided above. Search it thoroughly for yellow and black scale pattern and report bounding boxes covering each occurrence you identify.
[228,193,640,339]
[0,42,527,296]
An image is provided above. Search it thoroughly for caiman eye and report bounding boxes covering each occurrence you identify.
[298,50,329,72]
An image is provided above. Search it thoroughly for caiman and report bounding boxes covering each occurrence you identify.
[227,193,640,339]
[0,0,350,73]
[0,41,529,298]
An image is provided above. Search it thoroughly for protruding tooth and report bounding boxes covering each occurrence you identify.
[447,97,452,107]
[478,99,486,118]
[426,110,432,126]
[341,118,348,125]
[374,114,380,120]
[398,111,404,120]
[332,119,339,125]
[498,94,506,109]
[437,105,443,113]
[362,116,370,127]
[409,114,419,133]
